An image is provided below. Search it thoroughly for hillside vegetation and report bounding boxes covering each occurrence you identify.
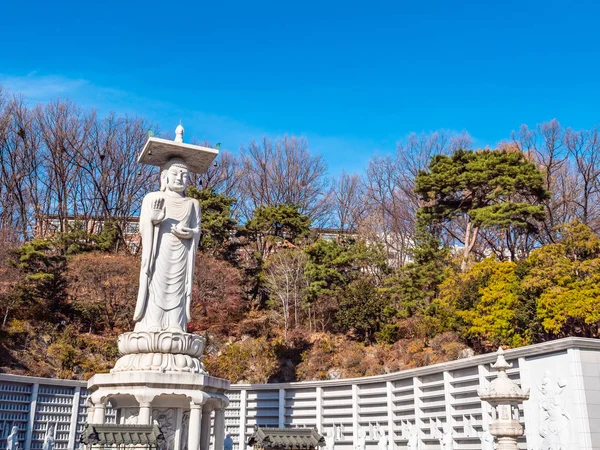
[1,91,599,382]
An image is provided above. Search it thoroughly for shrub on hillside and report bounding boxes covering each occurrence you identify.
[66,252,139,334]
[189,252,247,336]
[204,337,279,383]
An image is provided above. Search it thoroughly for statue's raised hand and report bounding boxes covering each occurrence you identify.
[150,197,166,224]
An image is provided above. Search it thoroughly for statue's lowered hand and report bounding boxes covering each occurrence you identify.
[171,222,194,239]
[150,198,166,224]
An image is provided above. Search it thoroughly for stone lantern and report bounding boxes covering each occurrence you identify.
[478,347,530,450]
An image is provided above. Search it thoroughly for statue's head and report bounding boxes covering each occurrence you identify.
[161,158,190,193]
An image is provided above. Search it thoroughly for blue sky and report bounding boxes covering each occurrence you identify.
[2,0,599,174]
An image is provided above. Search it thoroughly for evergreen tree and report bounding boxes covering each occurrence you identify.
[11,239,69,322]
[245,205,311,248]
[378,220,453,342]
[453,257,530,350]
[415,148,549,269]
[187,187,237,258]
[335,276,390,342]
[304,238,390,334]
[242,204,311,306]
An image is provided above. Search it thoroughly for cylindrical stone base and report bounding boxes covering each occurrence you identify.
[496,436,519,450]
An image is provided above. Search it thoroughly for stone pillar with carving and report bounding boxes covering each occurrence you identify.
[86,125,230,450]
[478,348,530,450]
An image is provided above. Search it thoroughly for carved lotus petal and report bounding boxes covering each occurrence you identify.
[158,333,172,353]
[138,334,151,353]
[175,354,187,368]
[111,352,207,374]
[189,337,203,355]
[140,353,154,367]
[118,331,205,357]
[172,335,185,353]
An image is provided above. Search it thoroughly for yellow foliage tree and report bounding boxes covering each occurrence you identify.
[437,257,531,351]
[204,337,279,383]
[524,221,600,337]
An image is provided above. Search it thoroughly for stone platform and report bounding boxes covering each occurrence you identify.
[89,330,228,450]
[87,371,230,450]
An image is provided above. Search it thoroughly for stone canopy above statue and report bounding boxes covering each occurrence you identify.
[138,128,218,174]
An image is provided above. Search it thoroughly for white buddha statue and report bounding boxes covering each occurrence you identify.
[133,157,200,333]
[7,426,19,450]
[42,425,55,450]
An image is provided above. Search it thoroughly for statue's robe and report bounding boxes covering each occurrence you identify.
[43,432,55,450]
[7,429,19,450]
[134,191,200,332]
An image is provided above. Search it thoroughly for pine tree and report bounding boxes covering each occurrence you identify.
[187,187,237,258]
[415,149,549,270]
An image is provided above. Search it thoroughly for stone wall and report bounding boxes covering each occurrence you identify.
[1,337,599,450]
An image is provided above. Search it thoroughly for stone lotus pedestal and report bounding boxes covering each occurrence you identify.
[87,330,230,450]
[113,331,206,373]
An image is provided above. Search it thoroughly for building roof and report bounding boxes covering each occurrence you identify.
[79,424,165,447]
[247,428,325,449]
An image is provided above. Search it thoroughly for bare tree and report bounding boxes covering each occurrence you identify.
[196,149,240,198]
[74,113,156,246]
[363,154,415,266]
[0,94,48,240]
[398,130,471,184]
[238,136,330,223]
[82,114,156,248]
[66,253,139,333]
[512,119,571,244]
[565,127,600,230]
[263,248,308,342]
[35,100,91,233]
[331,171,365,232]
[0,91,24,235]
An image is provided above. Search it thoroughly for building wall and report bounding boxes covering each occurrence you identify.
[0,338,598,450]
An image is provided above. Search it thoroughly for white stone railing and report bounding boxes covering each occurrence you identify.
[1,337,599,450]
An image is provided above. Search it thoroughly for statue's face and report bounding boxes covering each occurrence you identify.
[166,164,189,193]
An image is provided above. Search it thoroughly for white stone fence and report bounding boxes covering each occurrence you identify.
[0,337,599,450]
